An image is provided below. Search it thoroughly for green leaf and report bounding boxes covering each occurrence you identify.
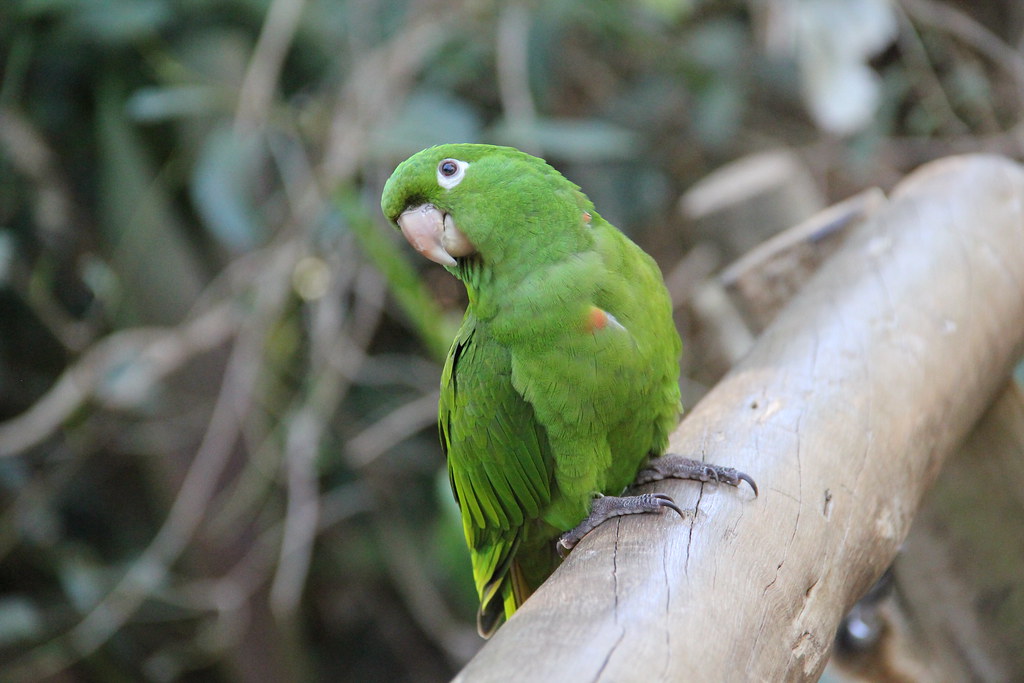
[488,117,638,163]
[191,124,269,251]
[95,76,206,324]
[0,596,43,646]
[0,231,15,286]
[57,555,108,612]
[369,90,482,158]
[23,0,171,45]
[126,85,226,123]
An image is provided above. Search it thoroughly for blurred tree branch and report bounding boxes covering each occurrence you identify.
[0,298,239,457]
[901,0,1024,109]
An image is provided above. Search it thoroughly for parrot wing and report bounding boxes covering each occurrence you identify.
[440,315,554,637]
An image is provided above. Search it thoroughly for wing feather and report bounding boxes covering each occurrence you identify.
[439,315,554,636]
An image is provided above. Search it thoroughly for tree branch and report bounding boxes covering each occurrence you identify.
[454,154,1024,681]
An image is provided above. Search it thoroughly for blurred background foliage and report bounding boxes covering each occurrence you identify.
[0,0,1022,680]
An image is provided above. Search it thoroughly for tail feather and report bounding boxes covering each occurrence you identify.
[476,560,533,638]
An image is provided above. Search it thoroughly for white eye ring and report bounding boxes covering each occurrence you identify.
[436,158,469,189]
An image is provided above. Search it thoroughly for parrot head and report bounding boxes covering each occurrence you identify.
[381,144,593,273]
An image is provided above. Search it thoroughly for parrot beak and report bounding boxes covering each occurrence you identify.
[397,204,475,267]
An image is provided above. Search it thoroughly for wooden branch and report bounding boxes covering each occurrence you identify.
[688,188,886,383]
[454,155,1024,681]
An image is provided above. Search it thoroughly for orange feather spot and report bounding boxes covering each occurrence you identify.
[586,306,608,332]
[582,211,592,224]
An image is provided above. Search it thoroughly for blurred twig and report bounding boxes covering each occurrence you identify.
[0,107,96,350]
[269,407,323,618]
[901,0,1024,112]
[0,107,76,248]
[144,482,375,662]
[268,261,371,619]
[496,3,540,154]
[235,0,308,131]
[892,2,971,135]
[6,241,298,679]
[70,243,295,652]
[0,299,241,457]
[373,512,481,667]
[347,390,441,468]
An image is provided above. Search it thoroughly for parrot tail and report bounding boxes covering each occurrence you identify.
[477,559,531,638]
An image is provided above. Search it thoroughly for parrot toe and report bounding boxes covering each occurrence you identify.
[557,492,688,557]
[636,454,758,497]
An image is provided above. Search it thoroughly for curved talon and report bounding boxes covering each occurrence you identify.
[716,466,758,497]
[651,493,686,519]
[737,471,759,497]
[556,492,688,558]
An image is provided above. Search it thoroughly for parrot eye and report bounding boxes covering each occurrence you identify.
[436,158,469,189]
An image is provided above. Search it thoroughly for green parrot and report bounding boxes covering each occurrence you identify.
[381,144,755,637]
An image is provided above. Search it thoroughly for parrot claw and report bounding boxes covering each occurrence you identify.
[636,454,758,497]
[557,493,687,557]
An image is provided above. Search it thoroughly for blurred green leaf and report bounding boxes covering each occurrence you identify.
[95,76,206,323]
[489,117,639,163]
[0,596,43,646]
[637,0,694,23]
[18,0,84,13]
[370,90,482,158]
[690,78,744,149]
[57,553,108,612]
[191,124,269,251]
[23,0,171,44]
[126,85,227,123]
[0,231,15,286]
[680,17,749,149]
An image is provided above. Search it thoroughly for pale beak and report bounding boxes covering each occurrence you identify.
[397,204,475,267]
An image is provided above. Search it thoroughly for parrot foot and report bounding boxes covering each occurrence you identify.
[636,454,758,497]
[557,493,686,557]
